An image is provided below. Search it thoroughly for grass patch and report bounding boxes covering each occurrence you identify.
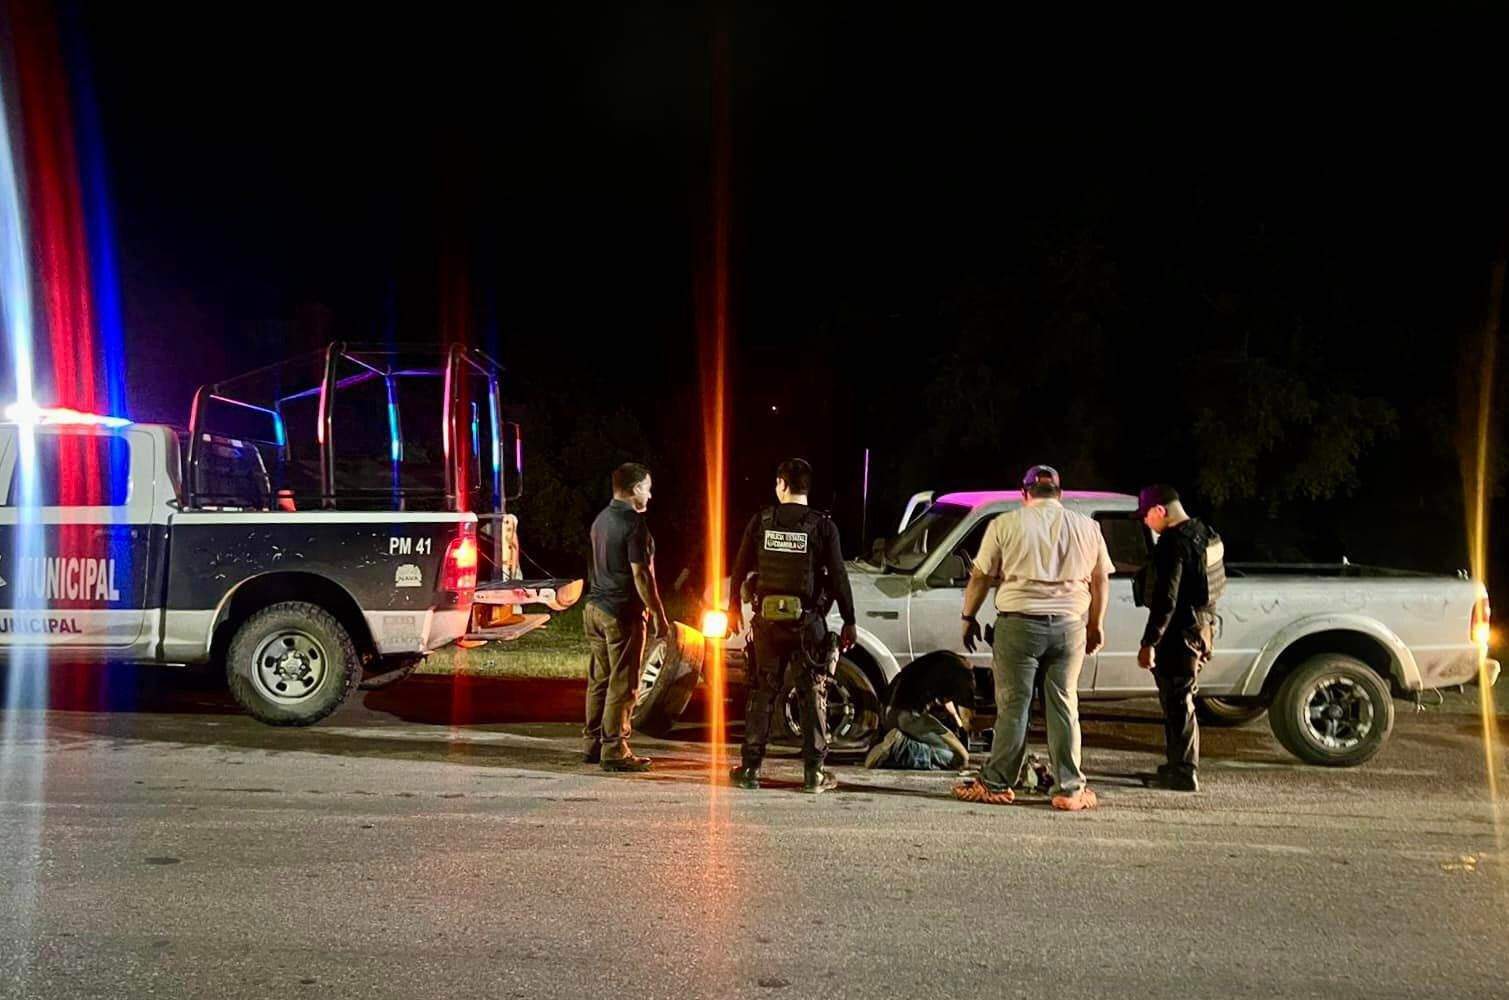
[420,603,590,679]
[419,592,706,681]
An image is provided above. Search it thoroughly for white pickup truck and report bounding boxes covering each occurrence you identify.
[640,489,1497,767]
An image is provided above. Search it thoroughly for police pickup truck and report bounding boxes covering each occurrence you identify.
[643,489,1498,767]
[0,344,538,726]
[0,410,479,726]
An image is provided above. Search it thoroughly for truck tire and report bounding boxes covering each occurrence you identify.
[225,601,360,726]
[1195,697,1268,727]
[631,627,702,738]
[359,654,424,691]
[1269,654,1394,767]
[776,656,883,751]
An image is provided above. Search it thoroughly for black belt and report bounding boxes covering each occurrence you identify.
[999,611,1078,622]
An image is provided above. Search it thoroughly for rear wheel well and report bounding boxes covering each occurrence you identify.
[1260,630,1399,702]
[210,574,376,669]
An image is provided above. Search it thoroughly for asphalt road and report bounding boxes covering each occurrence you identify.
[4,669,1509,1000]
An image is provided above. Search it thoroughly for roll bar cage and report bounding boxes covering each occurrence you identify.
[185,343,519,526]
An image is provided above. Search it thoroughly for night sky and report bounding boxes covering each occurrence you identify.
[14,4,1509,615]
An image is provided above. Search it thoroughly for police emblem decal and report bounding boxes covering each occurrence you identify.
[395,564,423,588]
[763,530,808,554]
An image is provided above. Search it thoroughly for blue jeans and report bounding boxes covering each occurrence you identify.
[884,708,965,770]
[978,614,1088,795]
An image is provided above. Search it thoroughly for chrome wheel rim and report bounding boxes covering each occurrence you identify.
[636,643,667,701]
[1300,675,1374,751]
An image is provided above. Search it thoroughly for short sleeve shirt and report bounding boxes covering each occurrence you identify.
[971,499,1113,616]
[587,499,653,617]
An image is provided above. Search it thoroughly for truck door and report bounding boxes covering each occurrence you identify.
[0,426,156,651]
[907,516,997,673]
[1089,510,1159,694]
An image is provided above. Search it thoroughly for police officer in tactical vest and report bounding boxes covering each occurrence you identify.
[1133,484,1227,793]
[726,459,857,793]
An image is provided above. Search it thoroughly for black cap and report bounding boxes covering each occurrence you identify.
[1133,484,1180,518]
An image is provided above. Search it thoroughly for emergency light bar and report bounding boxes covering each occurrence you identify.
[3,401,132,428]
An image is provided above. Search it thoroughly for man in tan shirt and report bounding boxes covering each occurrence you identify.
[952,465,1112,811]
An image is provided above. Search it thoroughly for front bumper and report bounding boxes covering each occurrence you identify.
[1470,658,1502,688]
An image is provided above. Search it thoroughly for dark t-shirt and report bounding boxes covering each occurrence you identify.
[887,650,976,714]
[587,499,652,618]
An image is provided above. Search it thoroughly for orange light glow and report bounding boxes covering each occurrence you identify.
[1461,262,1502,837]
[698,23,733,787]
[701,609,729,640]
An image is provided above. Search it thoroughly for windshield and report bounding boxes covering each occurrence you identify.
[882,502,968,573]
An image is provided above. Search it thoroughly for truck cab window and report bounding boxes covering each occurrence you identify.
[1095,511,1150,575]
[8,435,131,507]
[927,516,992,587]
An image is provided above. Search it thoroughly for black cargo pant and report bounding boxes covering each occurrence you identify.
[1153,623,1212,778]
[741,615,829,770]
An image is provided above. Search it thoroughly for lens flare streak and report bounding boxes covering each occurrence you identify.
[1463,261,1504,855]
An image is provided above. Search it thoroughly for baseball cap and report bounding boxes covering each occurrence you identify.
[1133,484,1180,518]
[1022,464,1061,489]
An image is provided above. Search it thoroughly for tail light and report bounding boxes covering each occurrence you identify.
[1472,594,1492,650]
[442,525,478,594]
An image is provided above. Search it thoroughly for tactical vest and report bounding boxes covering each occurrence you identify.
[1132,519,1226,611]
[1195,523,1226,611]
[756,506,823,604]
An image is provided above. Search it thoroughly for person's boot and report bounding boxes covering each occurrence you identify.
[600,753,652,773]
[802,764,839,794]
[729,765,761,789]
[582,744,602,765]
[1148,764,1198,792]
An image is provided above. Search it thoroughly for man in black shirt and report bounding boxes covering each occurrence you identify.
[863,650,974,770]
[583,463,671,772]
[1134,484,1226,793]
[726,458,857,793]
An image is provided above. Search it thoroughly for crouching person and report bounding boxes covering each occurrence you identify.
[864,650,975,770]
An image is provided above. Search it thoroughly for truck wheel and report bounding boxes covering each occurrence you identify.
[225,602,360,726]
[1195,697,1268,727]
[1269,654,1394,766]
[359,654,424,691]
[631,627,701,738]
[776,656,883,751]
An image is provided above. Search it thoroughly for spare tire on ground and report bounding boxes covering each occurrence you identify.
[631,622,706,737]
